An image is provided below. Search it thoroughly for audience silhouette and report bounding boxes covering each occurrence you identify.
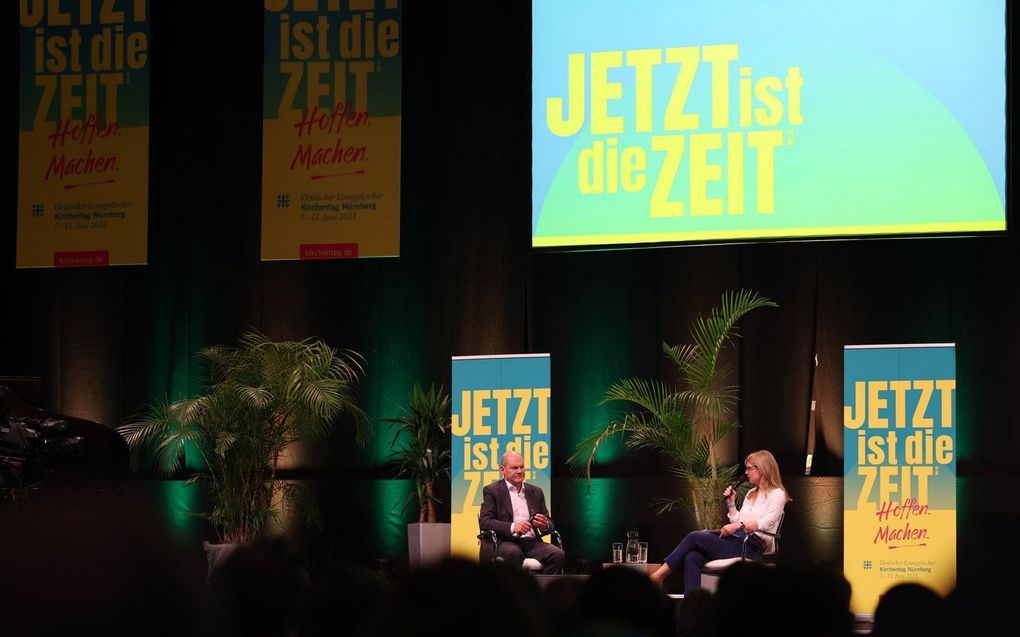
[1,497,993,637]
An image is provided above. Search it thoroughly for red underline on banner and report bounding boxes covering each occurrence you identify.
[888,543,927,549]
[311,170,365,180]
[63,179,115,190]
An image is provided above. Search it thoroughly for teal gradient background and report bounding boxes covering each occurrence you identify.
[843,346,957,511]
[533,0,1006,244]
[451,355,552,512]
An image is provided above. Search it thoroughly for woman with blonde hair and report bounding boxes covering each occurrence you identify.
[650,450,789,592]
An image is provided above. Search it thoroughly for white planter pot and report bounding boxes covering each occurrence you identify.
[203,541,244,579]
[407,522,450,568]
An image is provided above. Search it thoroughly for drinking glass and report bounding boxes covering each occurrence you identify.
[612,542,623,563]
[638,541,649,563]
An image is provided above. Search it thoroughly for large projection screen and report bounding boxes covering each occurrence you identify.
[532,0,1006,249]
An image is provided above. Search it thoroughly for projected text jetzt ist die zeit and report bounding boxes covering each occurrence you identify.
[546,44,803,217]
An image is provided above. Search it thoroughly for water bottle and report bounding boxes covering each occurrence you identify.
[625,528,640,563]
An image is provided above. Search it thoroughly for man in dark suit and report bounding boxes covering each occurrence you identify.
[479,450,565,574]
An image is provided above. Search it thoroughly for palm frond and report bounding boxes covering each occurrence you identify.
[600,378,674,418]
[567,418,634,480]
[580,290,776,526]
[385,384,452,519]
[231,382,273,410]
[121,331,366,543]
[650,496,687,515]
[684,289,777,388]
[281,481,323,531]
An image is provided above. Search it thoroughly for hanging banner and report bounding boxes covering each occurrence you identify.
[843,344,957,613]
[17,0,151,268]
[262,0,402,261]
[450,354,552,559]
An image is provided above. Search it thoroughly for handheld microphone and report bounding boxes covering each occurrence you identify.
[721,473,747,501]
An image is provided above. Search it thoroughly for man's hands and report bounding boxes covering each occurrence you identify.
[513,514,551,535]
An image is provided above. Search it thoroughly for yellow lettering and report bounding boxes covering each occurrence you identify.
[912,380,934,428]
[492,389,512,435]
[664,47,699,130]
[591,51,623,134]
[533,441,550,469]
[747,130,782,213]
[867,435,885,465]
[867,381,889,429]
[578,140,604,194]
[463,471,480,509]
[888,380,911,428]
[46,34,68,73]
[912,466,932,502]
[650,134,685,216]
[857,466,877,508]
[879,466,900,503]
[754,76,784,126]
[20,0,44,27]
[702,44,737,128]
[606,138,619,193]
[34,75,56,128]
[935,435,953,464]
[472,441,489,468]
[306,61,330,108]
[512,389,532,435]
[49,0,72,26]
[690,133,723,215]
[99,0,123,24]
[58,74,82,121]
[620,147,646,191]
[845,382,867,429]
[451,390,471,436]
[738,66,753,127]
[473,390,491,435]
[534,387,551,434]
[936,379,955,428]
[627,48,660,133]
[727,131,744,214]
[279,61,303,114]
[785,67,804,125]
[546,53,585,137]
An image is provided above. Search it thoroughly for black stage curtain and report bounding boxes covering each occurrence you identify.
[4,2,1017,577]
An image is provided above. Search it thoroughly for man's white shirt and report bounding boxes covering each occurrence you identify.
[506,479,536,539]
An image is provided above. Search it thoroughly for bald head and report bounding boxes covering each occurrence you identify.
[500,450,524,467]
[500,450,526,489]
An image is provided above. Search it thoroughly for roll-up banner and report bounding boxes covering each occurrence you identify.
[450,354,552,559]
[843,344,956,613]
[17,0,151,268]
[262,0,402,261]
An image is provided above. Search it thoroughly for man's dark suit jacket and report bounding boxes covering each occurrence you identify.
[478,480,555,541]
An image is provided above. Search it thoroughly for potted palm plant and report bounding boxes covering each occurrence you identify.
[118,332,366,568]
[386,383,451,567]
[569,289,777,529]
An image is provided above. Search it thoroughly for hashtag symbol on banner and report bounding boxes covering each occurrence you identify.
[863,561,872,570]
[277,194,290,208]
[32,204,44,218]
